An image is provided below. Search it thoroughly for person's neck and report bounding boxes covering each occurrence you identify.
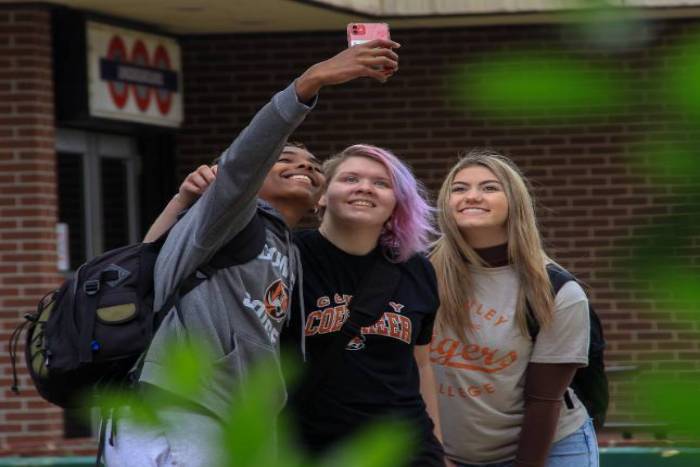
[318,219,381,256]
[264,198,307,228]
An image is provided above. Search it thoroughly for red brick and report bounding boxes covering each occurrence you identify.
[5,411,59,421]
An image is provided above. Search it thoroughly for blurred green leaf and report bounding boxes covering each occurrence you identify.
[220,352,305,466]
[452,53,619,118]
[643,144,700,178]
[220,355,291,467]
[318,420,413,467]
[635,373,700,439]
[648,268,700,312]
[95,389,161,429]
[666,33,700,120]
[96,338,415,466]
[158,336,215,398]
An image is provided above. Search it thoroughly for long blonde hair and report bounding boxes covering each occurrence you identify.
[430,148,554,342]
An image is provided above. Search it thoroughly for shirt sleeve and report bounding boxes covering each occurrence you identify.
[529,281,589,365]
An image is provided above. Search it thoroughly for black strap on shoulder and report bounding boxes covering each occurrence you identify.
[208,212,266,268]
[298,256,401,399]
[526,263,577,341]
[526,263,582,410]
[545,263,576,295]
[154,212,266,316]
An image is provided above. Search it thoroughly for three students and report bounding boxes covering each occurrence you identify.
[124,48,599,467]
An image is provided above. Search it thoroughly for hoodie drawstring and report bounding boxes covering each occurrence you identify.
[285,230,307,362]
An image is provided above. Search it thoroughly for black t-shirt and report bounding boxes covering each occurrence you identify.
[285,229,442,464]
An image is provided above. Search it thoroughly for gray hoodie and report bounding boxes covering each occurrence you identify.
[141,82,314,419]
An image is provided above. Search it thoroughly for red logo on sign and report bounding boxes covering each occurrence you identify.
[153,45,173,114]
[102,35,177,115]
[107,36,129,109]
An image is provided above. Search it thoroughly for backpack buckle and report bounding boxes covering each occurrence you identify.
[84,280,100,296]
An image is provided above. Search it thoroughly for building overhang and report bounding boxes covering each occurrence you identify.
[2,0,699,34]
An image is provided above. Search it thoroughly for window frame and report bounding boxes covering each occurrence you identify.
[56,128,141,267]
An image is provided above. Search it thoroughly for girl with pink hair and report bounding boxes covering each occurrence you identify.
[143,142,444,465]
[286,144,445,466]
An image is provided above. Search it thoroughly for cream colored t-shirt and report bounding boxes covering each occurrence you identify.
[430,265,590,464]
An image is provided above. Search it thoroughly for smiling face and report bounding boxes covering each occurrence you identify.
[319,155,397,230]
[448,165,509,247]
[258,145,325,209]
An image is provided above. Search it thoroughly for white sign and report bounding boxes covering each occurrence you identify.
[56,223,70,271]
[86,21,183,127]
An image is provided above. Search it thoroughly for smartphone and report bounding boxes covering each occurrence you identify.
[347,23,390,48]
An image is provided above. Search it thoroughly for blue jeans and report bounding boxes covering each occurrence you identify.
[453,419,599,467]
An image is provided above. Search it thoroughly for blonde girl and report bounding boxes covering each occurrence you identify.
[430,149,598,467]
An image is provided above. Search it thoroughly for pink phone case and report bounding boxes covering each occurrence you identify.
[347,23,390,47]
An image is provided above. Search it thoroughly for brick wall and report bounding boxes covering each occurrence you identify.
[177,20,700,425]
[0,5,92,456]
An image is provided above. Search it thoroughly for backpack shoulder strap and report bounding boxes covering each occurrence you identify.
[208,211,266,269]
[526,263,577,340]
[545,263,577,295]
[155,211,267,315]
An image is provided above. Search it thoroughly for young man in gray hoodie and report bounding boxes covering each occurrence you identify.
[104,39,400,466]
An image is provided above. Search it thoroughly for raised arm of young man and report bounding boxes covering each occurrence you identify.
[152,39,400,311]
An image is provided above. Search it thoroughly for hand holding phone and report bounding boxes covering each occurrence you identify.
[347,23,396,77]
[295,33,399,100]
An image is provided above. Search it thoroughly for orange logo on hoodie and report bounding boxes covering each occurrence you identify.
[264,279,289,321]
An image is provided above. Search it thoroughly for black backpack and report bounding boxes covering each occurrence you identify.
[527,263,609,431]
[8,212,266,409]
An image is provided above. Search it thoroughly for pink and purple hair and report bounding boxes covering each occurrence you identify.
[323,144,435,262]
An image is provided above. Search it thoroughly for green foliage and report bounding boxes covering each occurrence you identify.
[645,266,700,311]
[96,339,413,467]
[317,421,413,467]
[96,337,216,429]
[451,54,619,119]
[666,33,700,121]
[158,336,216,397]
[642,145,700,180]
[635,373,700,440]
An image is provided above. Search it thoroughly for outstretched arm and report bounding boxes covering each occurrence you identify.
[143,165,218,243]
[154,40,400,309]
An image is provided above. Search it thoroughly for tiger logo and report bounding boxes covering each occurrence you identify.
[263,279,289,322]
